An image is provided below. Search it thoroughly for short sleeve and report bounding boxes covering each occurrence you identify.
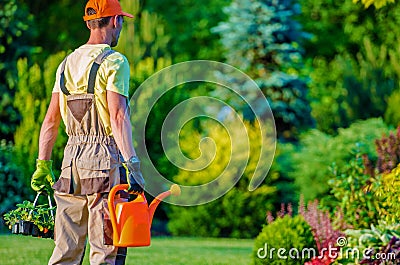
[52,62,63,93]
[104,53,130,98]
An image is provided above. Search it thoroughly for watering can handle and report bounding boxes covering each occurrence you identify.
[108,184,146,210]
[108,184,128,244]
[108,184,129,208]
[108,184,181,210]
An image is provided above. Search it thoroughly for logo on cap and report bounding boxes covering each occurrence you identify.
[83,0,134,21]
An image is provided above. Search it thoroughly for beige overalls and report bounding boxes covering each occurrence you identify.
[50,50,127,265]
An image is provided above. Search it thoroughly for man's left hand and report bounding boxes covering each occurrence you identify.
[31,159,55,195]
[125,156,145,193]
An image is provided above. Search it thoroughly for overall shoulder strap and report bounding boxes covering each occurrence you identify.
[59,49,116,95]
[59,56,70,96]
[87,49,116,94]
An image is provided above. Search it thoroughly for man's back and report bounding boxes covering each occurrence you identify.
[54,44,130,136]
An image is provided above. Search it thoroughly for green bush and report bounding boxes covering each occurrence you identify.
[168,186,276,238]
[326,126,400,228]
[0,140,29,230]
[326,125,400,229]
[328,150,383,229]
[167,119,278,238]
[338,222,400,264]
[285,118,390,201]
[384,90,400,127]
[374,164,400,224]
[252,215,316,265]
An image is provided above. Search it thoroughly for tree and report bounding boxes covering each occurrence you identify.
[299,0,400,133]
[354,0,395,9]
[13,53,68,189]
[117,0,172,89]
[308,42,397,134]
[212,0,313,140]
[19,0,86,59]
[144,0,231,62]
[0,0,38,141]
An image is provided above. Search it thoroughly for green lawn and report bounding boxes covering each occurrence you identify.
[0,234,254,265]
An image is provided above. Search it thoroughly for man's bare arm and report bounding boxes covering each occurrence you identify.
[38,93,62,160]
[107,90,136,160]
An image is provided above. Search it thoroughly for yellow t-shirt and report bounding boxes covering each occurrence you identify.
[52,44,130,136]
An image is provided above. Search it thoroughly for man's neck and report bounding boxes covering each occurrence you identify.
[86,29,112,46]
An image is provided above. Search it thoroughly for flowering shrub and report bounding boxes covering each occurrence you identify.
[263,199,346,265]
[300,198,345,265]
[374,126,400,173]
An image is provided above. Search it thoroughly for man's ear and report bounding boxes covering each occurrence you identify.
[113,15,119,28]
[86,21,91,30]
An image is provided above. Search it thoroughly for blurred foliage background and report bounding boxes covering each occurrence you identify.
[1,0,400,241]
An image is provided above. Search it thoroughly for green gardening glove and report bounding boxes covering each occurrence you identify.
[31,159,55,195]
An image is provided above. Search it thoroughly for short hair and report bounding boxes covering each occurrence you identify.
[86,7,111,29]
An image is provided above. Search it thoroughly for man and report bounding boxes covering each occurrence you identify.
[30,0,145,264]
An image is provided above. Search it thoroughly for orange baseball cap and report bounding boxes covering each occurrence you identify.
[83,0,134,21]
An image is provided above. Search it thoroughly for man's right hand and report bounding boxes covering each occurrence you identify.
[31,159,55,195]
[125,156,145,193]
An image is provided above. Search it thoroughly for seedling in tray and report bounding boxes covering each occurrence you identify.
[3,193,55,238]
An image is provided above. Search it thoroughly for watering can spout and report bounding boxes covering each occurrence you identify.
[149,184,181,224]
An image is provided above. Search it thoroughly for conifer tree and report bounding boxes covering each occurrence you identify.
[213,0,313,140]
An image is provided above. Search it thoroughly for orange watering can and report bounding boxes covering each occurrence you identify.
[108,184,181,247]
